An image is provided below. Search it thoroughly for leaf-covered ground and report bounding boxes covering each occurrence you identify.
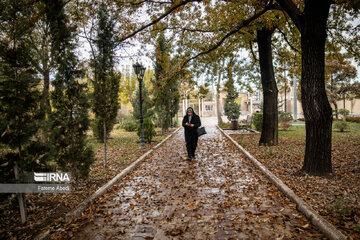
[229,122,360,239]
[49,122,323,239]
[0,127,174,240]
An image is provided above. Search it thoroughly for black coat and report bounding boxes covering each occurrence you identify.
[182,114,201,142]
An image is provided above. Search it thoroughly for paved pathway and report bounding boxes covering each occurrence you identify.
[63,118,322,239]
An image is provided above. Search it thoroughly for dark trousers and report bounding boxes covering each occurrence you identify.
[186,136,198,157]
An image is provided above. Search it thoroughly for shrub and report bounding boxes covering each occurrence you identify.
[137,118,156,143]
[120,116,138,132]
[346,116,360,123]
[338,108,350,117]
[334,121,349,132]
[252,112,263,131]
[278,111,293,122]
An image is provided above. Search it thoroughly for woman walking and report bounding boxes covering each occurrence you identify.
[182,107,201,161]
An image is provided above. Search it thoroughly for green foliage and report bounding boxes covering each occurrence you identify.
[252,112,263,131]
[131,81,154,119]
[44,0,94,179]
[92,118,115,142]
[224,59,240,122]
[91,3,120,142]
[338,108,350,118]
[334,121,349,132]
[278,111,293,122]
[0,0,53,185]
[137,118,156,143]
[152,32,180,132]
[121,116,138,132]
[278,111,293,131]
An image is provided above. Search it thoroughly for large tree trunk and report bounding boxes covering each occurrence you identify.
[300,0,333,175]
[257,27,278,146]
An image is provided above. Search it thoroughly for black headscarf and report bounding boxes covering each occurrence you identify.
[185,107,196,116]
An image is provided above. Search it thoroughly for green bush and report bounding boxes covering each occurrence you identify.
[252,112,263,131]
[278,111,293,122]
[346,116,360,123]
[120,116,138,132]
[334,121,349,132]
[338,108,350,117]
[137,118,156,143]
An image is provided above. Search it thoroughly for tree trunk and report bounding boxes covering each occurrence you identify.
[16,144,26,223]
[257,27,278,146]
[103,121,107,169]
[300,0,333,175]
[284,84,287,112]
[216,65,223,125]
[334,101,338,119]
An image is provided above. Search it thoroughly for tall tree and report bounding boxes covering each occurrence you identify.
[0,0,44,223]
[224,58,241,129]
[152,32,172,132]
[257,27,279,146]
[276,0,340,175]
[91,3,120,169]
[44,0,94,178]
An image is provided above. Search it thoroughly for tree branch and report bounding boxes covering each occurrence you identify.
[117,0,201,44]
[249,40,258,62]
[276,0,302,31]
[181,3,274,67]
[276,27,299,52]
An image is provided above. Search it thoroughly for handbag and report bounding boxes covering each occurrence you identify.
[197,126,207,136]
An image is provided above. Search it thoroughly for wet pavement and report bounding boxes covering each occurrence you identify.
[63,118,322,239]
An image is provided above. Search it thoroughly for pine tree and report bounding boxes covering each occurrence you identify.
[224,59,240,129]
[44,0,94,178]
[91,3,120,168]
[0,0,46,223]
[152,32,173,132]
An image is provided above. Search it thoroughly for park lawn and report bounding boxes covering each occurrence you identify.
[0,125,176,240]
[230,121,360,239]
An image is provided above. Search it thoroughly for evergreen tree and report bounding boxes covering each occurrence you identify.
[169,58,181,128]
[0,0,49,223]
[131,81,154,119]
[152,32,173,132]
[44,0,94,178]
[91,3,120,168]
[224,59,240,128]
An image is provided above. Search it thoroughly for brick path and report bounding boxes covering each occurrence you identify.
[62,118,322,239]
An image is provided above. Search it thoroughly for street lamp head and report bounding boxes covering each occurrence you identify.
[133,62,142,77]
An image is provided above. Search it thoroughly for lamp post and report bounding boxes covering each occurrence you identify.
[133,62,146,147]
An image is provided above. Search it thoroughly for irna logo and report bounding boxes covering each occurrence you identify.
[34,172,71,182]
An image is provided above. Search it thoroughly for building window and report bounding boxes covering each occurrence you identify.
[205,105,213,111]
